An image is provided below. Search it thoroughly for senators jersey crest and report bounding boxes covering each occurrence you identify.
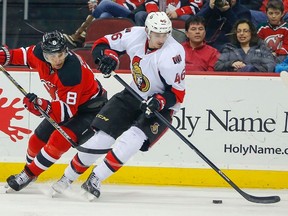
[132,56,150,92]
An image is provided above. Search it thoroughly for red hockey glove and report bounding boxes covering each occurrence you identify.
[23,93,51,117]
[98,49,119,78]
[140,94,166,118]
[0,46,10,66]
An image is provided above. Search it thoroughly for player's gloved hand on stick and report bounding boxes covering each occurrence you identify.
[140,94,166,118]
[98,49,119,78]
[0,46,10,66]
[23,93,51,117]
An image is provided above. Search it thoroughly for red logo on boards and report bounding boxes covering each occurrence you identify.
[0,88,32,142]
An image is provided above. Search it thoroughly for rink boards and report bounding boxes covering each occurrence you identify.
[0,69,287,188]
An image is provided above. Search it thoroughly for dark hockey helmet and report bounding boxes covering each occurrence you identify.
[41,30,67,53]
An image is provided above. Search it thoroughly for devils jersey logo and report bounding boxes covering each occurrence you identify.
[0,88,32,142]
[131,56,150,92]
[41,79,59,100]
[265,34,283,51]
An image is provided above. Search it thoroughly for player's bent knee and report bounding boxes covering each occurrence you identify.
[44,128,76,159]
[27,134,47,157]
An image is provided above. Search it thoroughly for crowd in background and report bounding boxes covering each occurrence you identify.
[63,0,288,73]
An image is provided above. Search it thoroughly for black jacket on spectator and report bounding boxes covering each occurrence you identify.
[197,0,252,51]
[240,0,263,10]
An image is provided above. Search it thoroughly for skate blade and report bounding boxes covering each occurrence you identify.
[51,189,61,198]
[81,189,97,202]
[0,184,15,194]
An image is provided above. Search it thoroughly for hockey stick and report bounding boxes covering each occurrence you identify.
[112,71,280,204]
[0,65,78,148]
[0,65,104,154]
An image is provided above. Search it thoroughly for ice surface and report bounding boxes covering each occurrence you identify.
[0,183,287,216]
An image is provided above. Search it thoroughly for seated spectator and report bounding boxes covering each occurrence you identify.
[182,16,220,71]
[257,0,288,62]
[244,0,288,27]
[197,0,251,51]
[215,19,275,72]
[64,0,143,47]
[134,0,203,26]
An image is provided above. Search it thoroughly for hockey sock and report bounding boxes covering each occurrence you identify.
[64,130,115,182]
[26,128,76,176]
[26,134,46,164]
[94,126,147,181]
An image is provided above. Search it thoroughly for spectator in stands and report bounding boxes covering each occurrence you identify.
[64,0,143,47]
[242,0,288,27]
[215,19,275,72]
[134,0,203,26]
[197,0,251,51]
[182,15,220,71]
[257,0,288,62]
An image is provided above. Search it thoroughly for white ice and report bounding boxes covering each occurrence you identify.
[0,183,287,216]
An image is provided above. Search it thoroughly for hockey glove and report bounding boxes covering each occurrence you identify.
[140,94,166,118]
[0,46,10,66]
[23,93,51,117]
[98,49,119,78]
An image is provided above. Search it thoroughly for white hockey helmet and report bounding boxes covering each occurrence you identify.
[145,12,172,36]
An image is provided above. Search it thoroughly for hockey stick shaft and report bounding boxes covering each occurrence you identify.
[112,72,280,204]
[0,65,78,148]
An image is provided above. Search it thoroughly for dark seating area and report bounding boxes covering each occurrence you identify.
[84,17,135,48]
[1,0,88,48]
[1,1,188,70]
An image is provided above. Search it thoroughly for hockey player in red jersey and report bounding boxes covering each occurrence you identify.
[52,12,186,200]
[0,30,107,192]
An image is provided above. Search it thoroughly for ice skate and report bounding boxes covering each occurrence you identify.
[51,175,73,197]
[6,170,36,192]
[81,172,101,201]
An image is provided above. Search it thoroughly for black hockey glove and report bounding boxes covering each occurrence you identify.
[140,94,166,118]
[98,49,119,78]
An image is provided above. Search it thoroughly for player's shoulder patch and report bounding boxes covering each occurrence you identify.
[58,53,82,86]
[33,43,46,61]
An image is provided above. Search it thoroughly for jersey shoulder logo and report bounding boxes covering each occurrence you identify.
[172,54,182,64]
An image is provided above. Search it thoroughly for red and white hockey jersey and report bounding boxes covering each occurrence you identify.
[144,0,203,16]
[116,0,145,10]
[93,27,185,111]
[257,22,288,56]
[8,44,101,123]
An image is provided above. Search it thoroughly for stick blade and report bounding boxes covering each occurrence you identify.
[243,193,280,204]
